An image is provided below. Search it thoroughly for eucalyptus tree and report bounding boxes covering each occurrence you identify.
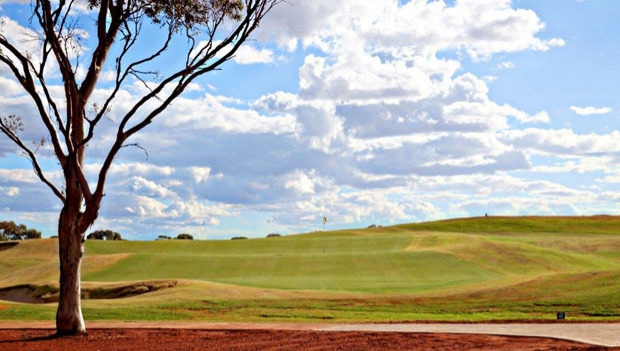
[0,221,42,240]
[0,0,278,335]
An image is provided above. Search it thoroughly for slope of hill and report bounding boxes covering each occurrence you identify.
[1,216,619,322]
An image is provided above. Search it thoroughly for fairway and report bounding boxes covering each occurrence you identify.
[1,216,620,322]
[82,233,502,293]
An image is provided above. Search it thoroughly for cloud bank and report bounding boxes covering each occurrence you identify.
[1,0,618,239]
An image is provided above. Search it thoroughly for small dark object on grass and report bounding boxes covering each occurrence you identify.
[557,312,565,320]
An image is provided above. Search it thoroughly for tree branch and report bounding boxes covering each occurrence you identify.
[91,0,278,204]
[80,18,175,148]
[121,0,274,136]
[79,0,127,102]
[34,1,81,156]
[0,116,66,203]
[0,35,67,167]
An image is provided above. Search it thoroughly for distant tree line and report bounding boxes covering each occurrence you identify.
[86,230,123,241]
[0,221,42,240]
[156,234,194,240]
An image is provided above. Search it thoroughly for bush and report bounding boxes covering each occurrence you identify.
[156,235,172,240]
[176,233,194,240]
[266,233,281,238]
[231,236,248,240]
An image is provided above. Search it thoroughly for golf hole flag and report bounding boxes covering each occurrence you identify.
[323,217,327,225]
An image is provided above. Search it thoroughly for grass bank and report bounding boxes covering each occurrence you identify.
[1,216,619,322]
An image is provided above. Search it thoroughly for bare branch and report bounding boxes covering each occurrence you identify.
[121,143,149,160]
[80,19,175,148]
[36,1,79,98]
[34,1,83,158]
[0,114,23,133]
[122,0,276,135]
[0,115,65,202]
[30,67,68,138]
[91,0,279,204]
[0,35,67,166]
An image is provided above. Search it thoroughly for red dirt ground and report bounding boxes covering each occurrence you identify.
[0,329,613,351]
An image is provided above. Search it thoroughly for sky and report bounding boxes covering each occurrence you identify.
[1,0,620,240]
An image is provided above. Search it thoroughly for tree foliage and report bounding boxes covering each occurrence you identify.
[176,233,194,240]
[0,221,42,240]
[133,0,245,28]
[86,230,123,241]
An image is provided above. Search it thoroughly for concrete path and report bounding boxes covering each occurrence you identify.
[1,322,618,347]
[320,323,620,347]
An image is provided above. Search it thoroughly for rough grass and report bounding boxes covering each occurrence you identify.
[0,239,59,286]
[397,215,620,234]
[1,216,619,322]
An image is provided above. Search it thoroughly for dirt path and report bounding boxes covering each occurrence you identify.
[0,328,613,350]
[0,322,618,350]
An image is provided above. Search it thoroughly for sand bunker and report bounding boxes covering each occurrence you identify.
[0,286,43,304]
[0,281,177,304]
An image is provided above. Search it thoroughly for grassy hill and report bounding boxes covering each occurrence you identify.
[1,216,619,322]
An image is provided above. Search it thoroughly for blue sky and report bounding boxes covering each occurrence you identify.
[1,0,620,239]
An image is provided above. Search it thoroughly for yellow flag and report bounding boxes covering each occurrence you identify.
[323,217,327,224]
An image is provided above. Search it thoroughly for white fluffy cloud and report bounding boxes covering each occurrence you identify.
[233,45,275,65]
[263,0,564,58]
[570,106,612,116]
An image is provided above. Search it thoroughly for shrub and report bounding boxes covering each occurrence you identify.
[266,233,281,238]
[176,233,194,240]
[231,236,248,240]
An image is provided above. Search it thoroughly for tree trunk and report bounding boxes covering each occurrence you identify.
[55,207,86,335]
